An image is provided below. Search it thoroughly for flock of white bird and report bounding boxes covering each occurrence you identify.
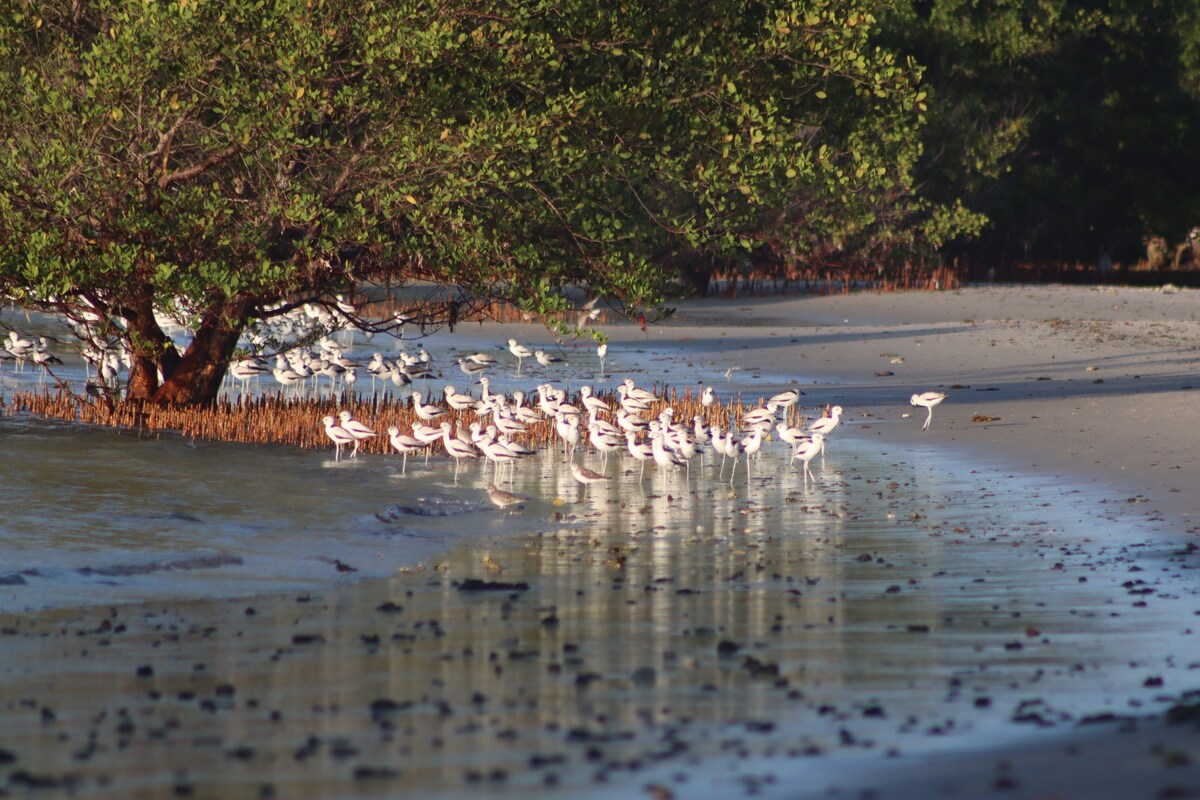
[312,334,951,508]
[1,331,62,377]
[1,292,949,512]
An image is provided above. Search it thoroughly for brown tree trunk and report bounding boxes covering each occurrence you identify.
[150,298,249,406]
[122,287,181,402]
[127,354,159,400]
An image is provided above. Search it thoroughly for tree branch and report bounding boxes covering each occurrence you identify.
[158,145,239,190]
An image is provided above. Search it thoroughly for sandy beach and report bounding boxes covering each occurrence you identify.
[3,283,1200,799]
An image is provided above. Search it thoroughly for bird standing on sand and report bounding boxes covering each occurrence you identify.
[910,392,947,431]
[487,484,527,510]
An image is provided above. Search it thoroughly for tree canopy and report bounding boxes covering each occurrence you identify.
[0,0,938,404]
[883,0,1200,267]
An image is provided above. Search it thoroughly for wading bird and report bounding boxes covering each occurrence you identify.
[910,392,947,431]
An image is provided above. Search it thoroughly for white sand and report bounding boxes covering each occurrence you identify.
[609,283,1200,526]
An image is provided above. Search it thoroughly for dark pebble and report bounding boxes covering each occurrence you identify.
[717,640,742,657]
[291,634,325,645]
[631,666,656,687]
[458,579,530,592]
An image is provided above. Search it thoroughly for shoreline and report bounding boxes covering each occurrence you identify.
[631,283,1200,527]
[3,283,1200,798]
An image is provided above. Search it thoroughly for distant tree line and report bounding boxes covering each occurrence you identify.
[882,0,1200,273]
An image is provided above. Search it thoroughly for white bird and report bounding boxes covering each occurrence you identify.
[334,293,356,316]
[30,338,62,382]
[578,385,613,416]
[739,427,764,484]
[439,421,479,482]
[617,408,649,435]
[32,337,62,364]
[367,352,388,375]
[624,433,654,480]
[911,392,947,430]
[322,415,356,461]
[465,352,498,367]
[650,430,685,476]
[534,350,563,368]
[411,391,447,422]
[510,393,543,425]
[443,385,476,411]
[387,425,424,474]
[575,295,601,331]
[622,378,658,404]
[480,435,523,482]
[508,339,533,375]
[570,461,610,498]
[554,413,581,455]
[768,388,803,410]
[792,433,825,483]
[411,421,444,464]
[273,356,303,394]
[742,402,779,428]
[617,385,652,415]
[596,342,608,377]
[493,413,528,438]
[338,410,376,457]
[6,331,32,370]
[458,358,489,378]
[714,428,737,479]
[588,425,623,470]
[808,405,843,454]
[775,422,808,447]
[700,386,714,408]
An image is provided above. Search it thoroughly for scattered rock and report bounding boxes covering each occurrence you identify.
[457,579,530,592]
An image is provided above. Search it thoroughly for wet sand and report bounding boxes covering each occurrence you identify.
[4,283,1200,798]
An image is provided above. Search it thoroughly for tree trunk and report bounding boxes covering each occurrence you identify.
[150,299,249,406]
[127,355,159,400]
[122,287,181,402]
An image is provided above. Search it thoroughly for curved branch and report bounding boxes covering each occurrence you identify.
[158,145,239,190]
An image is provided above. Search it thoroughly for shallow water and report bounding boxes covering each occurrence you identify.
[1,408,1198,797]
[0,416,542,610]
